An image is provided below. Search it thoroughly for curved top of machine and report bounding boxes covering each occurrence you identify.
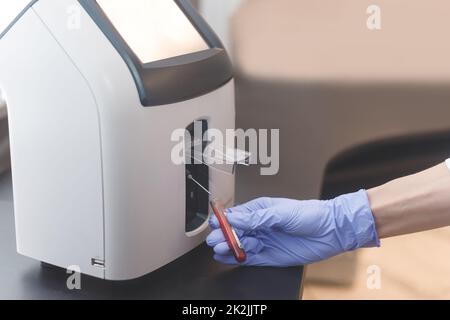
[1,0,234,107]
[0,0,37,39]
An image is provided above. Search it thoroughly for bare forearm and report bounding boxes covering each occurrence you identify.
[367,162,450,239]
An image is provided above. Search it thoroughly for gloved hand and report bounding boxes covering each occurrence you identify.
[207,190,380,266]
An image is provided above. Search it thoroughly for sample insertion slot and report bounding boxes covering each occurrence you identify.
[185,120,209,233]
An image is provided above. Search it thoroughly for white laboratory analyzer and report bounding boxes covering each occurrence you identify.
[0,0,236,280]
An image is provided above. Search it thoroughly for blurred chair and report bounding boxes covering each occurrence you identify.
[231,0,450,284]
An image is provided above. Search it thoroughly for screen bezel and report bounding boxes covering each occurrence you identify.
[78,0,233,107]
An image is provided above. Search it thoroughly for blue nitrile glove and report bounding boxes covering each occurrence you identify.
[207,190,380,266]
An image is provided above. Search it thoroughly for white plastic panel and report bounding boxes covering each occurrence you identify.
[0,9,105,278]
[96,0,209,63]
[0,0,32,35]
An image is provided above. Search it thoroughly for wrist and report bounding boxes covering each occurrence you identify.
[333,190,380,251]
[366,183,400,239]
[367,163,450,238]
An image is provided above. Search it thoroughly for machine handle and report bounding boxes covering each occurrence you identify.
[210,199,247,263]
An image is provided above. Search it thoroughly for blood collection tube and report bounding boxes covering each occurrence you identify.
[210,199,247,263]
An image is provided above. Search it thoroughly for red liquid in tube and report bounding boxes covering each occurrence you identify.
[210,199,247,263]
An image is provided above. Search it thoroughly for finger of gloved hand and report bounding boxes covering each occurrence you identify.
[209,198,285,229]
[213,236,265,256]
[227,197,297,215]
[209,208,260,230]
[209,214,255,235]
[206,228,226,247]
[206,228,245,247]
[209,214,220,229]
[209,212,235,229]
[226,208,283,232]
[212,242,231,255]
[227,197,276,214]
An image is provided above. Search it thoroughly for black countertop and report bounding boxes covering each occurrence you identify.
[0,171,303,300]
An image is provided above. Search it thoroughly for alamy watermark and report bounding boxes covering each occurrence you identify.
[366,264,382,290]
[66,4,82,30]
[66,265,81,290]
[367,5,382,30]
